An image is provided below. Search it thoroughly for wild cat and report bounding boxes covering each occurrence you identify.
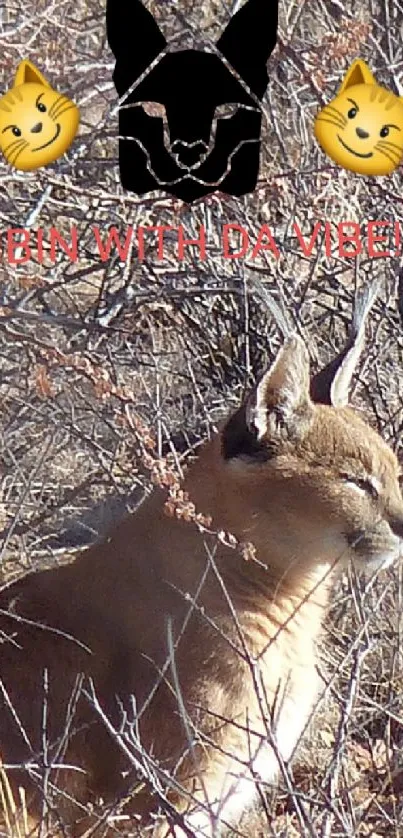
[0,285,401,837]
[0,59,79,171]
[314,58,403,175]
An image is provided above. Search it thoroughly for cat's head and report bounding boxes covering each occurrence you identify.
[219,285,403,575]
[314,59,403,176]
[0,60,80,171]
[107,0,278,202]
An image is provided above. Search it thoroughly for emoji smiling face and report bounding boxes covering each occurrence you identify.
[0,60,79,171]
[314,59,403,176]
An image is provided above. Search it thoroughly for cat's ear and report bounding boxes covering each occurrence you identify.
[222,336,313,460]
[216,0,278,99]
[338,59,376,93]
[106,0,167,95]
[310,281,380,407]
[14,60,50,88]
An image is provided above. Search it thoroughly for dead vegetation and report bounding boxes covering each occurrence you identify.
[0,0,403,835]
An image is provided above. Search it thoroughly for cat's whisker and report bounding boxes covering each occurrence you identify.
[53,102,76,121]
[321,106,344,120]
[49,94,65,120]
[5,137,26,155]
[376,140,400,156]
[376,139,402,153]
[10,141,29,166]
[324,105,347,126]
[3,137,26,156]
[5,146,25,165]
[322,110,346,127]
[52,104,75,122]
[375,144,399,164]
[9,138,27,156]
[315,116,345,130]
[318,111,345,129]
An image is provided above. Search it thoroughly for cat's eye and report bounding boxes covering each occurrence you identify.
[141,102,166,119]
[11,126,21,137]
[37,102,47,113]
[215,103,240,120]
[347,107,358,119]
[343,474,379,500]
[379,123,401,138]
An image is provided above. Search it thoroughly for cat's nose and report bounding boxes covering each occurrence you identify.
[31,122,43,134]
[172,141,206,169]
[389,516,403,539]
[355,127,369,139]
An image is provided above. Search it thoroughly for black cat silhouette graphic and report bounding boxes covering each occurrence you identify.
[106,0,279,203]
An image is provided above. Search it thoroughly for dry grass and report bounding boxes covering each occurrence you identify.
[0,0,403,835]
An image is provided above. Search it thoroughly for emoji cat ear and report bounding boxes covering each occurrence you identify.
[14,60,50,88]
[338,59,376,93]
[216,0,278,99]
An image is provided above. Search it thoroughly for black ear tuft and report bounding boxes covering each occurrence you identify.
[106,0,167,94]
[216,0,279,98]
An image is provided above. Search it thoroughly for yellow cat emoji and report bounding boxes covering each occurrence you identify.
[314,58,403,176]
[0,60,79,171]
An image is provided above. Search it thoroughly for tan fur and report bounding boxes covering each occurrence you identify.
[0,336,402,837]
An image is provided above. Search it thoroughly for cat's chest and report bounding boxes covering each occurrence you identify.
[248,660,319,768]
[211,651,321,827]
[237,616,322,777]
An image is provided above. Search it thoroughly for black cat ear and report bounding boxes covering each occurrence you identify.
[216,0,279,98]
[106,0,167,95]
